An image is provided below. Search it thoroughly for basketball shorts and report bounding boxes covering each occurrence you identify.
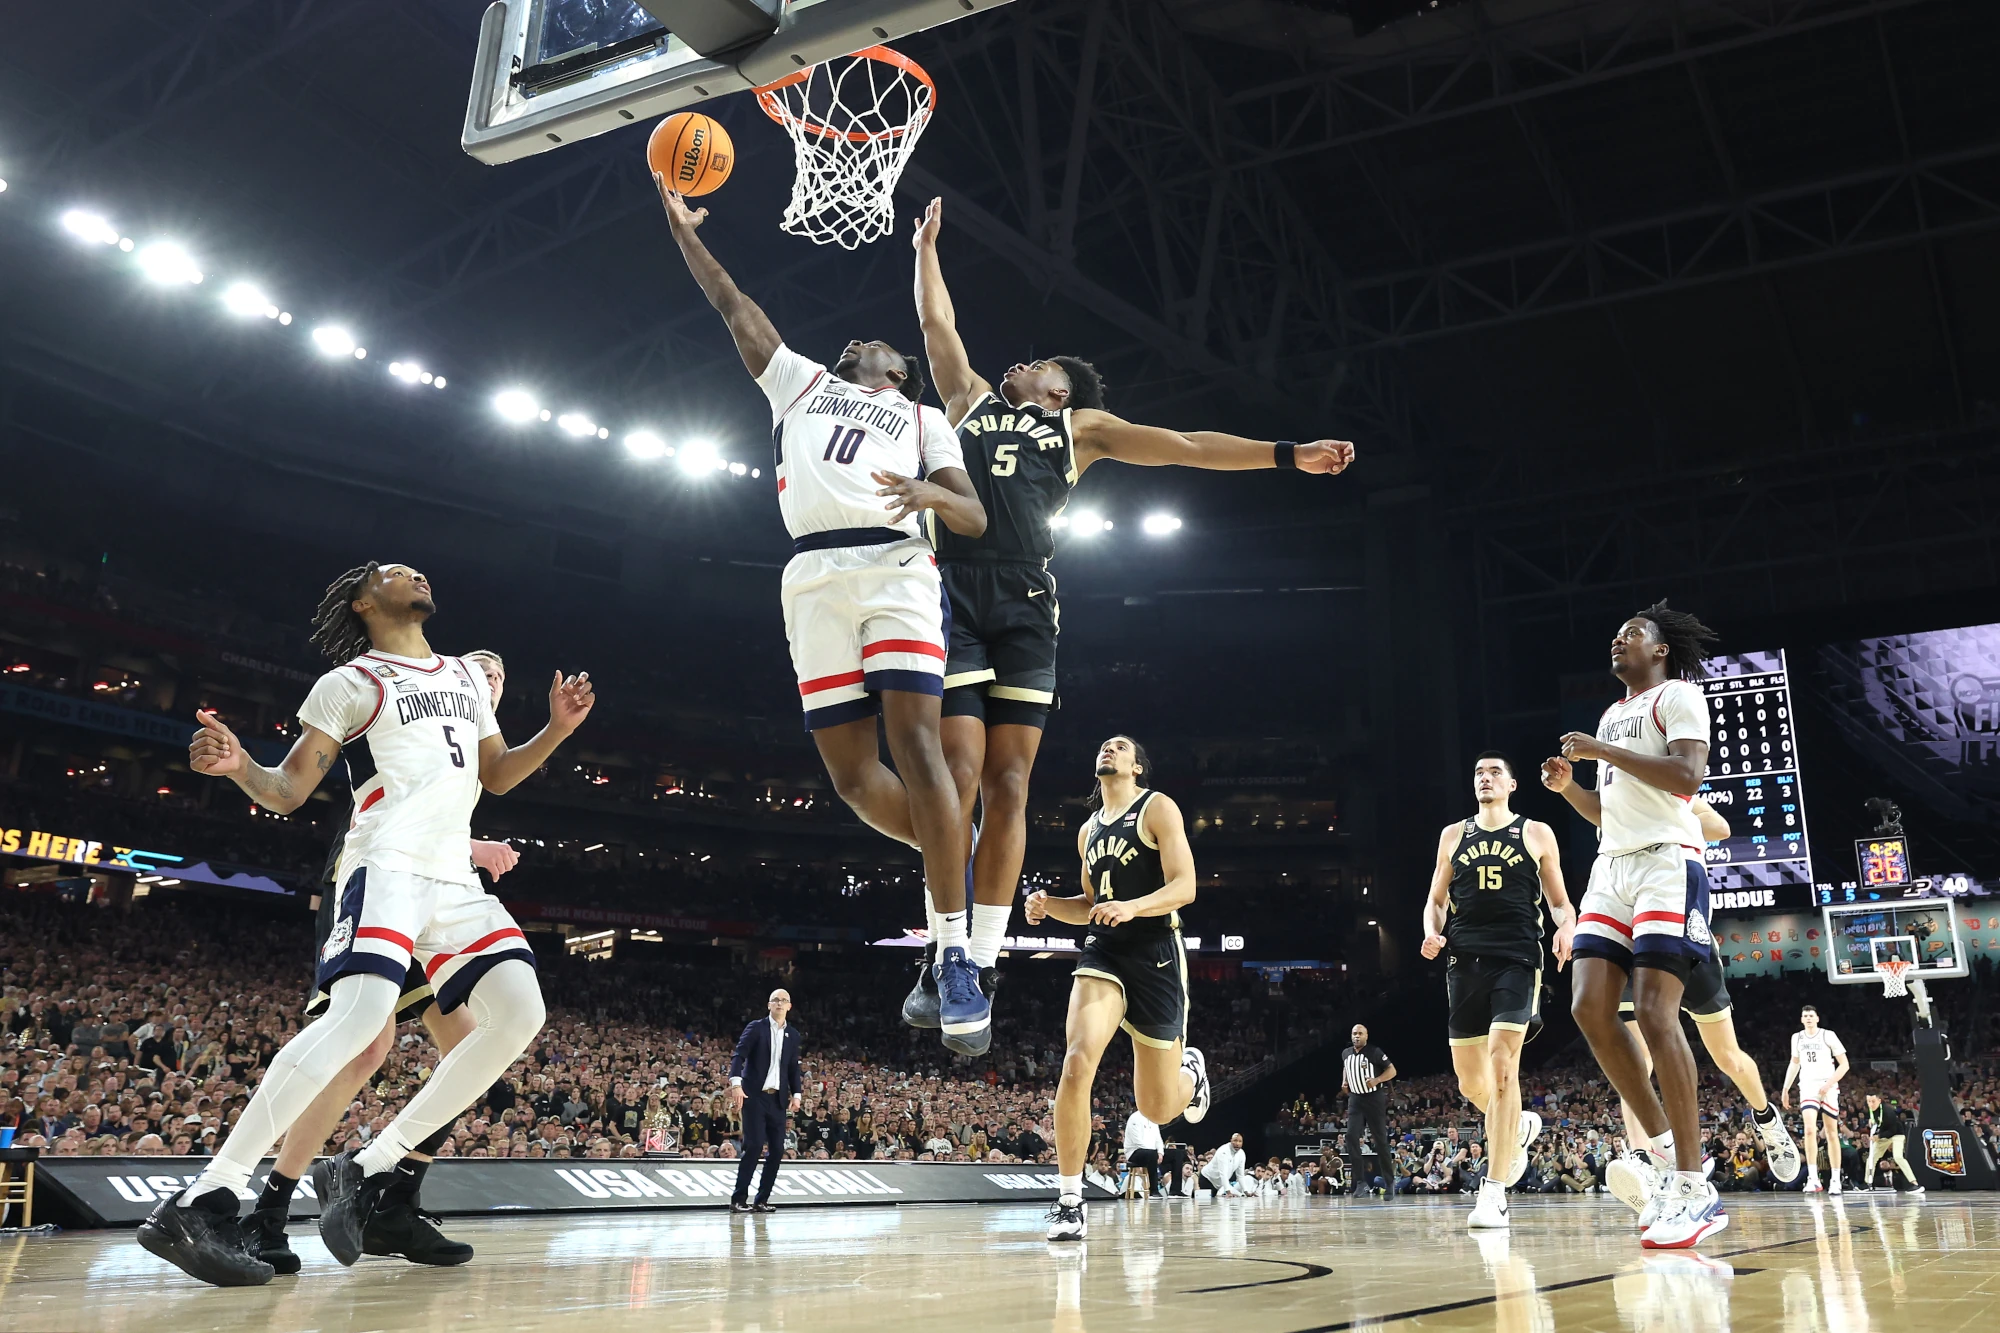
[1446,953,1542,1043]
[306,883,434,1023]
[938,558,1058,729]
[1574,844,1713,970]
[316,863,537,1015]
[783,536,949,732]
[1801,1082,1840,1118]
[1074,932,1189,1049]
[1617,951,1731,1024]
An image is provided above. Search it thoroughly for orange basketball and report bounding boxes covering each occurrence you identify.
[647,112,733,198]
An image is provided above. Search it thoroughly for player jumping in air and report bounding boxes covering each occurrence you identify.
[1025,736,1210,1242]
[137,563,591,1287]
[658,185,994,1053]
[1420,752,1576,1231]
[903,198,1356,1049]
[1542,601,1728,1249]
[1782,1004,1851,1193]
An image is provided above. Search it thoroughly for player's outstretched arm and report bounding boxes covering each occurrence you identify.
[1419,824,1459,960]
[911,198,990,425]
[1526,820,1577,969]
[1089,795,1197,926]
[656,182,781,378]
[1072,413,1355,475]
[189,710,337,815]
[1539,755,1602,826]
[478,671,596,794]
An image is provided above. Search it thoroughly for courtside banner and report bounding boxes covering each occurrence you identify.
[35,1157,1115,1228]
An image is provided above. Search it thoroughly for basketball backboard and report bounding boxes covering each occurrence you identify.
[1821,898,1967,985]
[462,0,1012,165]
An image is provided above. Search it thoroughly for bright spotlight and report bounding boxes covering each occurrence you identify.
[751,468,761,479]
[1049,515,1071,530]
[136,240,202,285]
[221,281,272,317]
[539,409,552,422]
[118,237,134,252]
[0,179,8,193]
[1069,511,1107,536]
[390,361,426,384]
[729,461,747,476]
[1142,513,1183,536]
[624,431,666,460]
[278,311,292,325]
[61,210,120,245]
[677,439,721,475]
[311,325,357,357]
[493,389,540,422]
[556,412,597,438]
[597,427,610,440]
[433,377,446,389]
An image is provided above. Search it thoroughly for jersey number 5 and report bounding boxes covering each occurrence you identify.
[991,441,1019,477]
[822,425,865,465]
[443,725,465,769]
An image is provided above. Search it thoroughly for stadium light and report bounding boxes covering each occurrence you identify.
[1142,513,1183,536]
[221,281,277,318]
[61,209,120,245]
[0,179,8,193]
[1049,515,1070,530]
[136,240,203,285]
[1069,511,1107,537]
[311,325,357,357]
[433,376,446,389]
[389,361,422,383]
[556,412,597,438]
[493,389,540,422]
[623,431,667,460]
[677,439,721,475]
[729,461,747,476]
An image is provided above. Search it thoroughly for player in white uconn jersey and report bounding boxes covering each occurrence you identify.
[1541,601,1726,1249]
[137,563,594,1288]
[658,185,995,1053]
[1781,1005,1851,1192]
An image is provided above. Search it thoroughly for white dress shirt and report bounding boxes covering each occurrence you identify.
[1202,1142,1247,1191]
[762,1018,786,1092]
[1124,1112,1164,1156]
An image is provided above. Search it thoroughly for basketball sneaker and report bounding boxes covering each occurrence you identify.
[936,946,991,1055]
[1607,1150,1665,1223]
[314,1149,390,1267]
[136,1188,275,1287]
[901,943,940,1029]
[1751,1105,1801,1184]
[1907,1186,1925,1197]
[1640,1176,1728,1250]
[1503,1111,1544,1188]
[948,966,1001,1058]
[1804,1173,1823,1193]
[363,1200,475,1266]
[1046,1196,1087,1242]
[1181,1046,1211,1124]
[242,1203,302,1276]
[1829,1173,1842,1196]
[1468,1177,1510,1230]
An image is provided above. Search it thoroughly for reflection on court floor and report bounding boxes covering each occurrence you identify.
[0,1192,1988,1333]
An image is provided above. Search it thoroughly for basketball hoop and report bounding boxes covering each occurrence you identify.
[755,46,936,250]
[1876,957,1912,998]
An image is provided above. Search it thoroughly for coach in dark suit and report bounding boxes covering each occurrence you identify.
[729,987,803,1212]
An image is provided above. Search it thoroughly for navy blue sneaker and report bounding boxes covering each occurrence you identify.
[901,942,941,1029]
[936,946,990,1055]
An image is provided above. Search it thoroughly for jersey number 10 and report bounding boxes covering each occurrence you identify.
[822,426,865,465]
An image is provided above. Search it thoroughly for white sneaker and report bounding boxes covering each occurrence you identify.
[1829,1175,1842,1196]
[1608,1153,1663,1224]
[1805,1175,1823,1193]
[1504,1112,1544,1188]
[1180,1046,1211,1124]
[1641,1177,1729,1250]
[1046,1197,1087,1242]
[1469,1178,1510,1230]
[1752,1109,1802,1185]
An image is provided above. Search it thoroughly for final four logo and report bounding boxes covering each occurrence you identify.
[1922,1128,1966,1177]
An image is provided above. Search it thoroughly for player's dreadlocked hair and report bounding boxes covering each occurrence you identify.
[1050,356,1105,411]
[1633,599,1720,681]
[1085,735,1152,810]
[311,562,381,663]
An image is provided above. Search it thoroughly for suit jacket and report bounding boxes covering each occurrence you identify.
[730,1018,802,1099]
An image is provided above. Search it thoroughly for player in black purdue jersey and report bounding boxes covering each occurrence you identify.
[907,199,1357,1047]
[1420,752,1575,1231]
[1024,736,1211,1241]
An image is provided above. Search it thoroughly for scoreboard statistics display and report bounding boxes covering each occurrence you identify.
[1698,649,1814,910]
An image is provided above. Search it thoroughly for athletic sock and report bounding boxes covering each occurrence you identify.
[255,1170,299,1212]
[1753,1102,1778,1122]
[924,895,942,958]
[414,1124,454,1157]
[355,1135,406,1177]
[1676,1169,1705,1191]
[1649,1131,1674,1161]
[1059,1174,1082,1203]
[969,901,1011,969]
[381,1158,428,1206]
[935,909,969,955]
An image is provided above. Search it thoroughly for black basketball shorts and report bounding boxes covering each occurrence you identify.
[304,880,435,1023]
[1617,951,1731,1024]
[939,559,1058,729]
[1074,932,1189,1048]
[1446,953,1542,1043]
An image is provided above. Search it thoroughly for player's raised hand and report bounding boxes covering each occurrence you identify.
[1540,756,1573,792]
[1419,931,1447,960]
[912,197,943,250]
[189,709,246,778]
[1295,440,1356,475]
[872,470,949,524]
[655,180,708,232]
[548,671,596,735]
[1023,890,1051,926]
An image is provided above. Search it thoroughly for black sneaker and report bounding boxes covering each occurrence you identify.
[729,1200,754,1214]
[242,1204,302,1275]
[752,1202,777,1213]
[1045,1198,1087,1242]
[363,1199,475,1266]
[136,1188,275,1287]
[901,943,940,1029]
[314,1150,390,1267]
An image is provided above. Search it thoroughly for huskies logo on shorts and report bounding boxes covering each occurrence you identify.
[321,915,355,962]
[1686,910,1714,949]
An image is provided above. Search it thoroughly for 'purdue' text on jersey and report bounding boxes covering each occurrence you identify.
[1081,790,1178,948]
[1446,815,1545,964]
[934,391,1078,563]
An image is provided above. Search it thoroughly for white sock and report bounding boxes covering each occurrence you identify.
[183,973,398,1203]
[935,909,968,954]
[1648,1130,1674,1163]
[969,901,1011,969]
[1059,1174,1082,1202]
[355,960,545,1177]
[925,894,942,954]
[1676,1168,1705,1192]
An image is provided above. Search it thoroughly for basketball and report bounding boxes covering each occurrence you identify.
[647,111,733,198]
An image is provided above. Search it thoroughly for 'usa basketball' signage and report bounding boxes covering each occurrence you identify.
[34,1157,1114,1228]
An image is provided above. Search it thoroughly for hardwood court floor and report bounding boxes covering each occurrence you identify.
[0,1191,1989,1333]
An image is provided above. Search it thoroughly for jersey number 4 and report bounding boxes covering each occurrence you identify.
[822,426,865,465]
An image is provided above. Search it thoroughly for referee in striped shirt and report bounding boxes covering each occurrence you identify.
[1342,1024,1396,1196]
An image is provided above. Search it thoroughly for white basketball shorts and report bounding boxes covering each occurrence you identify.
[1801,1083,1840,1117]
[1574,843,1714,969]
[782,535,948,731]
[317,863,537,1013]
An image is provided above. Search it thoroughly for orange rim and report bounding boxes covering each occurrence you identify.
[755,45,936,144]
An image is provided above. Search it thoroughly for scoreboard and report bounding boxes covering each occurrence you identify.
[1698,649,1814,910]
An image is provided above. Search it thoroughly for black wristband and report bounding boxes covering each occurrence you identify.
[1274,441,1298,469]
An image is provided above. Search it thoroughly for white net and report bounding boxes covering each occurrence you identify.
[756,46,935,250]
[1877,959,1911,997]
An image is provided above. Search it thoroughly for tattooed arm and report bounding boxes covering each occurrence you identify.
[188,710,339,815]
